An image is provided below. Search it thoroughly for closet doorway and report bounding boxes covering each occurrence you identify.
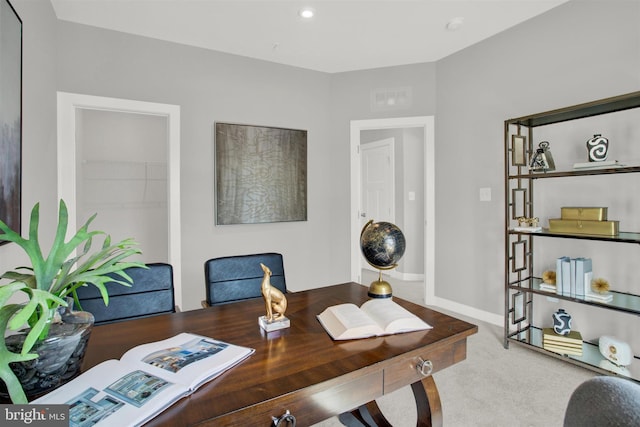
[56,93,182,308]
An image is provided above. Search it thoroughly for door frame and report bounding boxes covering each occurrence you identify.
[350,116,434,303]
[56,92,183,309]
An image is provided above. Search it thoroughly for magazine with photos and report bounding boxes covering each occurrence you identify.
[33,333,254,427]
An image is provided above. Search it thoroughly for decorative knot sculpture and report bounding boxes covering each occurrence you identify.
[515,216,539,228]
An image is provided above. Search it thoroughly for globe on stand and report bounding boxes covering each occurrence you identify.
[359,220,406,298]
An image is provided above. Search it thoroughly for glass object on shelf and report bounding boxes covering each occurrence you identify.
[527,277,640,314]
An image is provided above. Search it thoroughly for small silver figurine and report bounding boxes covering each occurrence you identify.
[529,141,556,172]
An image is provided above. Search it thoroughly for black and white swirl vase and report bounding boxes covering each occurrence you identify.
[587,134,609,162]
[553,309,572,335]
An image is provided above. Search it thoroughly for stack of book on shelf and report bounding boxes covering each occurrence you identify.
[555,256,613,302]
[542,328,583,356]
[555,256,592,298]
[548,206,619,236]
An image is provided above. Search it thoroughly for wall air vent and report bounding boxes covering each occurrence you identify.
[370,87,412,112]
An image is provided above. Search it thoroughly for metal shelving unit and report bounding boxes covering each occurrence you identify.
[504,91,640,383]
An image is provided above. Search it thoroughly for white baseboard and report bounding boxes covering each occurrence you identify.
[390,271,424,281]
[362,265,424,282]
[429,296,503,327]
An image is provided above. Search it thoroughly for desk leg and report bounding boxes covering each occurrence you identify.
[339,376,443,427]
[412,376,442,427]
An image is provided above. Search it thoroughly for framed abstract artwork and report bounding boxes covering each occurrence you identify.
[215,123,307,225]
[0,0,22,244]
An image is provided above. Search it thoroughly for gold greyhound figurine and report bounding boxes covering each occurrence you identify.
[260,263,287,322]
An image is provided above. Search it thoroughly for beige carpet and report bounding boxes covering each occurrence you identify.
[312,313,596,427]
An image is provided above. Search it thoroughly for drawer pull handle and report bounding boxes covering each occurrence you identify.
[272,410,296,426]
[416,357,433,376]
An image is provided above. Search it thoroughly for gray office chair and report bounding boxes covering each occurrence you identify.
[564,376,640,426]
[75,262,176,325]
[202,253,287,307]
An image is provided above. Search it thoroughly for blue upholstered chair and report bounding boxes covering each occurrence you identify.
[75,262,176,325]
[564,376,640,426]
[202,253,287,307]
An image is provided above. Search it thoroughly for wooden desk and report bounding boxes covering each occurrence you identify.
[83,283,477,426]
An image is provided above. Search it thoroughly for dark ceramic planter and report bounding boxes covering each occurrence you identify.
[0,302,94,400]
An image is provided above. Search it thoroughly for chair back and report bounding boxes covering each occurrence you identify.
[204,253,286,306]
[564,376,640,427]
[75,262,175,325]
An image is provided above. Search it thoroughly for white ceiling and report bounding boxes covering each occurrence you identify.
[50,0,569,73]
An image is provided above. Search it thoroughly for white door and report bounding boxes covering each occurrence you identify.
[361,138,395,224]
[360,138,395,271]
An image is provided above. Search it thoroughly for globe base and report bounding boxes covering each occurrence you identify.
[368,279,393,299]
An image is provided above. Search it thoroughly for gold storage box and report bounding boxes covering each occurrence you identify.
[548,218,619,236]
[560,207,608,221]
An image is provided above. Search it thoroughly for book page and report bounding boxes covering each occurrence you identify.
[121,332,254,391]
[361,299,432,334]
[33,360,188,427]
[34,333,254,426]
[317,303,383,340]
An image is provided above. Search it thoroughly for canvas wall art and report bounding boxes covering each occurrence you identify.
[0,0,22,244]
[215,123,307,225]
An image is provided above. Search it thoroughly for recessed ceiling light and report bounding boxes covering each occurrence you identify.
[446,17,464,31]
[299,7,315,19]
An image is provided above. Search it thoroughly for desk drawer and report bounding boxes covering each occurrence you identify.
[206,370,383,426]
[384,339,468,393]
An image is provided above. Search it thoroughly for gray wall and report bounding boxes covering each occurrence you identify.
[330,63,438,283]
[1,0,638,321]
[53,21,339,310]
[401,127,425,276]
[435,0,640,318]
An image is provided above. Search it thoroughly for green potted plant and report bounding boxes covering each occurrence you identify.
[0,200,144,403]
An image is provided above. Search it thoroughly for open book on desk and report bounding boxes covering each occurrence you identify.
[34,332,254,427]
[317,298,432,340]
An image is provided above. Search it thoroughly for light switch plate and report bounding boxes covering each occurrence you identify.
[479,187,491,202]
